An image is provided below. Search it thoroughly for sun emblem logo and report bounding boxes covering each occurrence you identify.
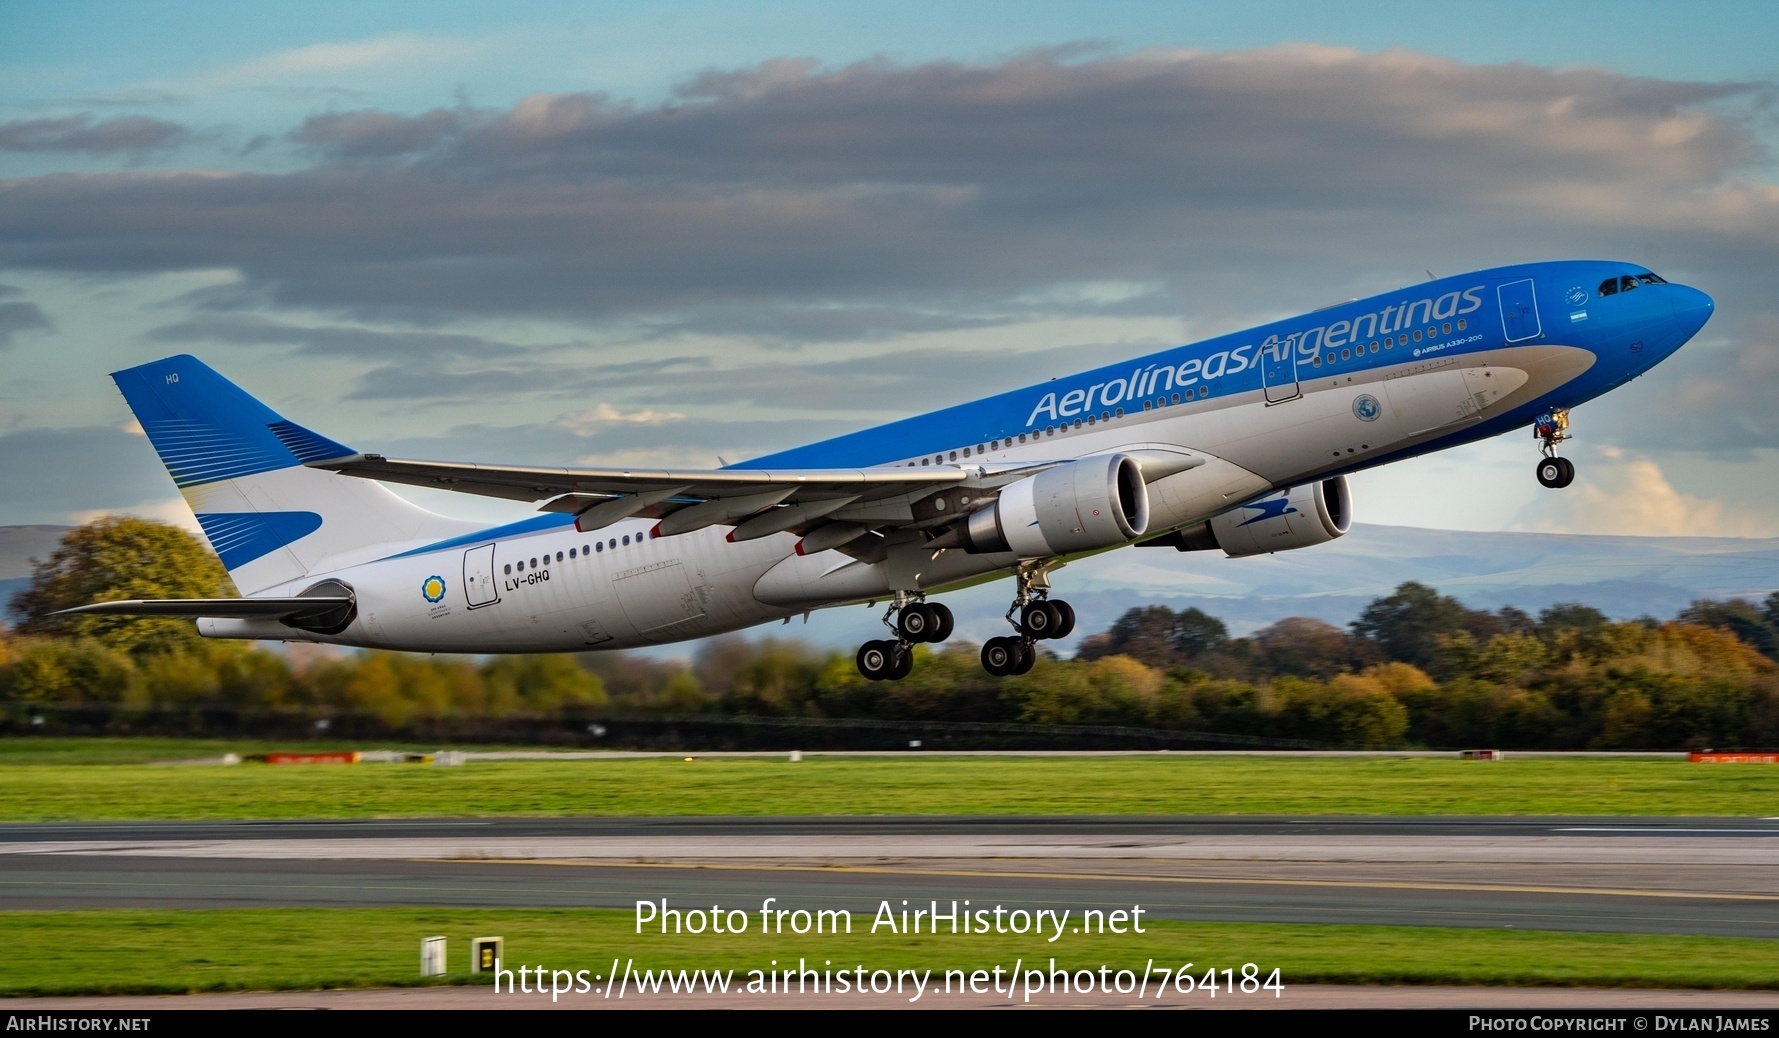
[421,575,447,603]
[1352,393,1381,422]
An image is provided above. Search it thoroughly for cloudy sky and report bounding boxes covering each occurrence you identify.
[4,0,1778,538]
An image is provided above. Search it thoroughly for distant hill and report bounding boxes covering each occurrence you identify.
[0,525,69,622]
[4,522,1776,648]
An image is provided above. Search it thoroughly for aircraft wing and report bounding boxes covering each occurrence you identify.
[53,597,353,620]
[311,448,1199,547]
[309,452,990,540]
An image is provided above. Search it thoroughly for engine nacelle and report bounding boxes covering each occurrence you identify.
[1145,476,1350,558]
[956,453,1149,556]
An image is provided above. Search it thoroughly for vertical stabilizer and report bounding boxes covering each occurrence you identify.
[113,355,476,594]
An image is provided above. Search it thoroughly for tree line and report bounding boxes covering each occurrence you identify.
[4,517,1778,749]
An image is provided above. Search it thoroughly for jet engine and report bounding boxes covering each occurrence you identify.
[1144,476,1350,558]
[952,453,1149,556]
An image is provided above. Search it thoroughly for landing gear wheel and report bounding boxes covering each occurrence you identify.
[1537,457,1573,489]
[928,602,955,643]
[1020,601,1060,639]
[982,636,1020,677]
[856,640,895,681]
[887,646,914,680]
[898,603,938,642]
[1010,639,1037,675]
[1050,599,1075,639]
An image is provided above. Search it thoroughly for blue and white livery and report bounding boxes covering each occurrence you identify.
[66,260,1714,679]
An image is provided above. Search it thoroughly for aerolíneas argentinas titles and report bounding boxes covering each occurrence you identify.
[66,261,1713,680]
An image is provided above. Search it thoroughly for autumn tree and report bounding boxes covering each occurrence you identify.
[10,516,234,656]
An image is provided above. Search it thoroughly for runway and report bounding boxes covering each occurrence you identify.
[2,816,1776,938]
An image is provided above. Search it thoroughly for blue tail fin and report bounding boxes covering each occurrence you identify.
[113,355,474,593]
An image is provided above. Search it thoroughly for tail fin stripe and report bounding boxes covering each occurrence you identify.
[195,511,324,570]
[142,418,294,488]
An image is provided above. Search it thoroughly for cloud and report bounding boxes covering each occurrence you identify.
[555,404,685,433]
[208,33,486,83]
[0,301,51,348]
[143,312,528,359]
[1521,447,1773,537]
[0,425,175,524]
[0,115,189,155]
[69,497,201,535]
[289,107,469,158]
[2,46,1769,331]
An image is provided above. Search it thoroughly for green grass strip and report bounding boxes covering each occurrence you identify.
[3,908,1776,996]
[3,752,1778,820]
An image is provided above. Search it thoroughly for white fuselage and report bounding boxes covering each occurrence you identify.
[202,344,1587,653]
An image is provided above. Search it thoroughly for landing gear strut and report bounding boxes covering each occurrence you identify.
[855,592,954,681]
[1533,409,1576,489]
[982,564,1075,677]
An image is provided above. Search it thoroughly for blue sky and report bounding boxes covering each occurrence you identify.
[3,0,1779,538]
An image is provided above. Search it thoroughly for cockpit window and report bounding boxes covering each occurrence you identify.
[1598,278,1618,296]
[1636,273,1666,285]
[1619,275,1639,293]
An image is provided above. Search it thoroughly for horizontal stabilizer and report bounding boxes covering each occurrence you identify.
[53,597,352,621]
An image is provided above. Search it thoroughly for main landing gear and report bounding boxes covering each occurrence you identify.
[981,566,1076,678]
[855,593,955,682]
[1533,408,1576,489]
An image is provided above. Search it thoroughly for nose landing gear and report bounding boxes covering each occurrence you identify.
[855,592,954,681]
[1533,409,1576,489]
[981,564,1075,677]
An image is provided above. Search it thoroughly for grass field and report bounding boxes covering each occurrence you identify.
[1,740,1774,819]
[5,908,1778,996]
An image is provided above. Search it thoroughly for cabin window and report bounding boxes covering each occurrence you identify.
[1073,418,1083,429]
[1087,414,1096,425]
[1457,319,1466,330]
[622,535,631,546]
[504,564,512,575]
[556,551,564,562]
[1442,322,1452,335]
[595,542,603,552]
[961,447,970,458]
[1413,329,1423,341]
[1370,341,1379,353]
[1172,393,1181,404]
[1115,407,1124,418]
[949,451,957,461]
[569,548,576,559]
[1341,348,1351,360]
[1384,336,1394,348]
[529,557,538,568]
[608,539,616,549]
[1312,355,1322,367]
[1143,400,1152,411]
[1101,411,1111,422]
[920,458,930,466]
[583,544,589,555]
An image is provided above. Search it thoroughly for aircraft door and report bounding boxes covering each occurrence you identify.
[1498,279,1543,342]
[462,543,500,608]
[1261,338,1301,404]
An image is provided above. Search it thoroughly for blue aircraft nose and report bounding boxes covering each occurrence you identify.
[1671,285,1714,339]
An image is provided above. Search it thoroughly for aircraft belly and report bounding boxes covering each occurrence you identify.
[753,544,1018,609]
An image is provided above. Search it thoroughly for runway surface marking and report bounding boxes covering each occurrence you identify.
[469,858,1779,902]
[7,835,1776,864]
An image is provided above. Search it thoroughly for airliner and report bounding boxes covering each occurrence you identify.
[64,261,1713,679]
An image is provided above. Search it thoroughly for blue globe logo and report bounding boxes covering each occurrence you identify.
[421,575,447,603]
[1352,394,1381,422]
